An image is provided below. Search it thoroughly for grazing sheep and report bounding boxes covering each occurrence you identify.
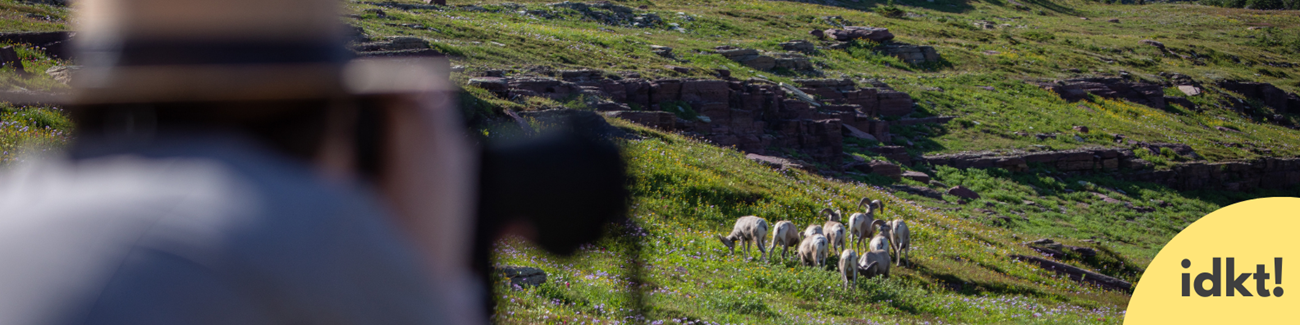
[716,216,769,261]
[839,249,859,289]
[800,224,823,241]
[769,220,800,261]
[868,233,890,253]
[821,208,846,256]
[846,198,875,251]
[857,248,891,278]
[872,219,911,267]
[870,199,885,215]
[797,234,828,267]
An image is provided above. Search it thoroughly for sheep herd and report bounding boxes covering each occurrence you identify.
[715,197,912,289]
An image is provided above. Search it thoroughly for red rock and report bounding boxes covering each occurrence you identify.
[902,171,931,183]
[823,26,894,42]
[868,160,902,180]
[947,186,980,200]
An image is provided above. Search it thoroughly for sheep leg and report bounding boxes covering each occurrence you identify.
[758,235,767,261]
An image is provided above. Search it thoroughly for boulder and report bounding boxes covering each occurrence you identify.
[823,26,894,42]
[714,46,776,70]
[650,45,673,57]
[468,77,509,97]
[779,40,816,54]
[746,153,805,171]
[947,185,980,199]
[879,44,941,65]
[45,65,75,84]
[901,171,931,183]
[868,160,902,180]
[1177,85,1201,96]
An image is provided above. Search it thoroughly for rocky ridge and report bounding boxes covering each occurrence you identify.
[470,73,923,165]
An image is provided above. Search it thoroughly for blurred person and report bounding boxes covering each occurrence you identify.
[0,0,485,323]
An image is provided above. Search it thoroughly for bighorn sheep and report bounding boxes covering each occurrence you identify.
[839,249,859,289]
[716,216,769,260]
[797,234,828,267]
[870,199,885,215]
[800,224,822,240]
[872,219,911,267]
[821,208,846,256]
[846,198,875,251]
[769,220,800,261]
[857,248,891,278]
[868,233,890,253]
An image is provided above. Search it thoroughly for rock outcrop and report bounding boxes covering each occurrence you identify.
[1039,77,1172,109]
[878,44,941,65]
[1010,254,1131,291]
[1217,80,1300,114]
[0,31,71,59]
[924,147,1300,191]
[714,46,776,70]
[822,26,894,42]
[472,74,926,165]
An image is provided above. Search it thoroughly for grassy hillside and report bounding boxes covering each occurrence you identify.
[354,0,1300,162]
[1,0,1298,323]
[415,0,1300,323]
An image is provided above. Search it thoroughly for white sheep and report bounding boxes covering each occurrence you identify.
[868,233,890,253]
[716,216,769,261]
[797,234,828,267]
[820,208,846,257]
[839,249,859,289]
[870,199,885,216]
[768,220,800,261]
[872,219,911,267]
[857,248,891,278]
[800,224,822,241]
[846,197,875,251]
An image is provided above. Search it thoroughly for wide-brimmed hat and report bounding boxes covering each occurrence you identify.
[36,0,449,105]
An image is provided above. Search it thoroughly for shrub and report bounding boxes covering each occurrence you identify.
[874,5,905,18]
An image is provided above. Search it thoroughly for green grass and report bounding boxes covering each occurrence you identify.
[364,0,1300,321]
[3,0,1299,322]
[350,0,1300,161]
[0,104,70,163]
[492,121,1142,324]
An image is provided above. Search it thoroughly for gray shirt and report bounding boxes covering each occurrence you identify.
[0,133,447,324]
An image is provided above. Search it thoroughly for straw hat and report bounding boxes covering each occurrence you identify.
[62,0,448,105]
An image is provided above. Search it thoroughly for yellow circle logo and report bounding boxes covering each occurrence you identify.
[1126,197,1295,324]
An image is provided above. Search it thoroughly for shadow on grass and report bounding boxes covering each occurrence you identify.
[905,259,1049,297]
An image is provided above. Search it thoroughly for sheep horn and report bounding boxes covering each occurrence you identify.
[819,208,834,219]
[857,197,870,209]
[859,261,877,276]
[871,219,888,230]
